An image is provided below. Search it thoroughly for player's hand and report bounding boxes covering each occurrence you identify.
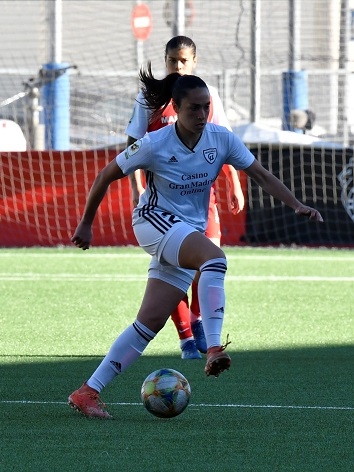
[295,205,324,222]
[228,189,245,215]
[71,221,93,250]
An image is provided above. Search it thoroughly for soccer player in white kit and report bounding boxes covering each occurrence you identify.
[68,68,323,419]
[126,36,244,360]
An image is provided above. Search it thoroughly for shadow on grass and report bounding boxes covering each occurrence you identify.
[1,345,353,472]
[1,344,353,408]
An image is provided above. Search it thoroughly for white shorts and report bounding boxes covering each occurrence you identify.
[133,215,198,293]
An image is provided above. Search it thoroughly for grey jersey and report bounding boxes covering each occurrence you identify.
[117,123,254,233]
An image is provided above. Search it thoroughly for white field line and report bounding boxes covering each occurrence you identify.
[0,252,353,262]
[1,399,353,411]
[0,274,353,282]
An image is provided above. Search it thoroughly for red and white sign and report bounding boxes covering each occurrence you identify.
[131,3,152,41]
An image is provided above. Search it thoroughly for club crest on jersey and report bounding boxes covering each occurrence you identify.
[203,148,217,164]
[125,139,142,159]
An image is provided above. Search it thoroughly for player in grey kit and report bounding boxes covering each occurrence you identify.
[68,66,323,419]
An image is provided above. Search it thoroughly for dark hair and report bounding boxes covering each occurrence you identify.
[164,36,197,58]
[139,61,207,120]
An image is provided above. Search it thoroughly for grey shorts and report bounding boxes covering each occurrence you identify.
[133,217,198,293]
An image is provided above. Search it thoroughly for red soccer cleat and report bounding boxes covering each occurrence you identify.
[68,383,113,419]
[205,336,231,377]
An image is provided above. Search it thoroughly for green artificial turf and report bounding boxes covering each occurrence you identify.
[0,247,353,472]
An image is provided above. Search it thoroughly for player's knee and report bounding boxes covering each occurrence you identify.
[199,257,227,278]
[136,311,168,334]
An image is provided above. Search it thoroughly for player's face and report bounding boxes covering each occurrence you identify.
[173,87,210,136]
[165,47,197,75]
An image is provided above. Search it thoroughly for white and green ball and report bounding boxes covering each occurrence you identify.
[141,368,191,418]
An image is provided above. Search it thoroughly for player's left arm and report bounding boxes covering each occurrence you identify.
[244,159,324,221]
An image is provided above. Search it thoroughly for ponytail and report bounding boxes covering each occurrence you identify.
[139,62,180,119]
[139,61,209,121]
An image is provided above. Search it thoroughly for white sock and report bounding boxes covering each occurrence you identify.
[87,320,156,392]
[198,258,227,349]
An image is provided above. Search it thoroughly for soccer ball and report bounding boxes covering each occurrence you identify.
[141,368,191,418]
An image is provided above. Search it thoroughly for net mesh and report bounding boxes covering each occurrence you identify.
[1,146,353,247]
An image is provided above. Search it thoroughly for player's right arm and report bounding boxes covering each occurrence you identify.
[73,132,153,250]
[72,159,125,250]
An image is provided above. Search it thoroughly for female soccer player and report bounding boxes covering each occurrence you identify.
[68,68,323,419]
[126,36,244,360]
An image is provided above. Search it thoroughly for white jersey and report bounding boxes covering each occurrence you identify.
[117,123,254,233]
[125,84,231,139]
